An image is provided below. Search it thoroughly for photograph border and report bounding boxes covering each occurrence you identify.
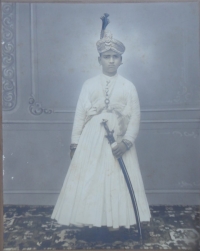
[0,0,199,250]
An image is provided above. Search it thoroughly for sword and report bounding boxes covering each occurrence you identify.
[101,119,142,242]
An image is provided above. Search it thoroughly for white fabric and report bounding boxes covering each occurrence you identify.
[51,74,151,228]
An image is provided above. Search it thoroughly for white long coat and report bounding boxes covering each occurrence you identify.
[51,74,151,228]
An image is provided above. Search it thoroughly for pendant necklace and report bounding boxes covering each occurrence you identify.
[101,75,116,111]
[105,80,110,109]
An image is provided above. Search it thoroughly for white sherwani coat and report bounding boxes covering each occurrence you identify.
[51,74,151,228]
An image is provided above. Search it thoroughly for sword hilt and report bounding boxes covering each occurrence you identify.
[101,119,115,145]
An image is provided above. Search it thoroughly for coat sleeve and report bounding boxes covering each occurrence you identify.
[71,83,89,144]
[123,83,140,143]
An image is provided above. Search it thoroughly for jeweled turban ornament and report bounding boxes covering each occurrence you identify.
[96,13,125,55]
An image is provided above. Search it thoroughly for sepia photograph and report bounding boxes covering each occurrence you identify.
[1,0,200,250]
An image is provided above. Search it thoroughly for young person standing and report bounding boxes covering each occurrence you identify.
[52,13,150,232]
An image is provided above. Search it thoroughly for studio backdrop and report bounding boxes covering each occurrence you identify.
[2,2,200,205]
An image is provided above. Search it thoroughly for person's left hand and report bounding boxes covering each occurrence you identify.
[112,142,127,159]
[70,149,76,160]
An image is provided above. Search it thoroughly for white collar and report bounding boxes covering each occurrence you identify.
[101,73,118,82]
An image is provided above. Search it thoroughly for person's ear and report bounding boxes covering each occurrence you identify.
[120,56,123,65]
[98,56,101,65]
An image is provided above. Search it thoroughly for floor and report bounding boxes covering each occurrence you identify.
[3,205,200,250]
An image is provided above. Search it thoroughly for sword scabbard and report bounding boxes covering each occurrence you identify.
[101,119,143,242]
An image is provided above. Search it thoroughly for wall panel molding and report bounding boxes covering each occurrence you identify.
[2,119,200,125]
[26,2,200,116]
[28,4,53,116]
[2,3,17,111]
[141,108,200,112]
[1,3,199,116]
[3,189,200,195]
[3,189,200,206]
[30,108,200,114]
[1,0,199,3]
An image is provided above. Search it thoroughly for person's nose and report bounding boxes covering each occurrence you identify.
[109,56,114,63]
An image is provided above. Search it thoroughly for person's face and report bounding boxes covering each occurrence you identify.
[98,50,122,76]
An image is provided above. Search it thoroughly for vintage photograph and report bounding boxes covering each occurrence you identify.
[1,1,200,250]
